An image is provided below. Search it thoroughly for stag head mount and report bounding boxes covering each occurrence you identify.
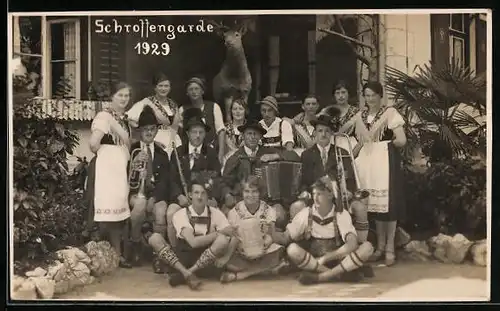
[205,18,253,49]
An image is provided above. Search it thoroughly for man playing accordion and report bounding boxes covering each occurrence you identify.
[277,176,374,285]
[290,114,374,278]
[166,108,222,251]
[128,105,171,266]
[220,120,299,229]
[142,176,233,290]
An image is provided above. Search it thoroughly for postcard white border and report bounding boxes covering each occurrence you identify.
[7,8,492,302]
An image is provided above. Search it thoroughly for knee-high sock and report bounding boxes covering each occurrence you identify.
[318,243,373,282]
[375,220,387,252]
[354,220,369,244]
[157,244,180,267]
[293,251,323,272]
[190,248,217,273]
[386,221,397,253]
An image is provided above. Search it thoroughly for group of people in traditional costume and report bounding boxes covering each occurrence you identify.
[85,73,407,290]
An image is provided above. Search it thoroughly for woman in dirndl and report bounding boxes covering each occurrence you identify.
[88,82,133,268]
[318,80,360,151]
[351,81,407,267]
[221,98,248,172]
[126,72,182,157]
[217,175,286,283]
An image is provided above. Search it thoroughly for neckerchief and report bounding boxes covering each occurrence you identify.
[361,106,388,131]
[148,96,177,126]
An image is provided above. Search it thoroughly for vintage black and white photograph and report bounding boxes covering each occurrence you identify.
[8,9,491,301]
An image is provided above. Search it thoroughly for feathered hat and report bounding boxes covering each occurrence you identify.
[138,105,160,127]
[183,107,211,132]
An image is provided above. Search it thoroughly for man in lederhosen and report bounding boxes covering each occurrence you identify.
[128,105,171,266]
[179,76,226,163]
[220,120,298,230]
[165,108,222,252]
[142,175,234,290]
[275,176,374,285]
[258,95,295,152]
[289,114,374,278]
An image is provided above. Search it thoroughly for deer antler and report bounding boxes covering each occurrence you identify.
[205,19,229,31]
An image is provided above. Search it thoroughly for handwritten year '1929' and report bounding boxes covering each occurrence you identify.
[134,42,171,56]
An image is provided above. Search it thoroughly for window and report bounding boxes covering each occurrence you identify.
[448,14,468,68]
[46,18,81,99]
[15,17,81,99]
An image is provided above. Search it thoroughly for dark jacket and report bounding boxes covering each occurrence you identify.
[300,143,356,194]
[128,141,171,203]
[169,143,221,201]
[221,146,300,200]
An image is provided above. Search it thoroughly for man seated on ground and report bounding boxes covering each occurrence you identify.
[143,176,234,290]
[289,114,374,278]
[166,108,222,251]
[220,120,298,229]
[216,175,288,283]
[128,105,171,266]
[274,176,374,285]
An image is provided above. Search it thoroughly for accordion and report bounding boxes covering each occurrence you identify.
[255,161,302,202]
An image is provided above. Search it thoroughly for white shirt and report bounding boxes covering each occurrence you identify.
[140,141,155,161]
[286,205,356,242]
[317,143,331,163]
[172,205,230,239]
[188,143,202,169]
[244,145,259,157]
[178,103,225,134]
[259,117,294,147]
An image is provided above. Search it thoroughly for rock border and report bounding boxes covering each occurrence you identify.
[400,233,487,266]
[11,240,121,300]
[11,233,488,300]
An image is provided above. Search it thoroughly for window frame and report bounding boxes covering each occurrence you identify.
[43,17,81,100]
[448,13,469,69]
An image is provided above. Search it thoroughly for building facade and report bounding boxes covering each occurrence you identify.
[11,13,488,167]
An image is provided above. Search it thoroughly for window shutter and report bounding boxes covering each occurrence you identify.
[91,17,125,107]
[430,14,450,69]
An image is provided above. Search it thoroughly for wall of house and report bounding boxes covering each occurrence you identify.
[383,14,432,76]
[66,123,93,172]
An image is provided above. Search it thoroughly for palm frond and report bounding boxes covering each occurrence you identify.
[385,62,487,161]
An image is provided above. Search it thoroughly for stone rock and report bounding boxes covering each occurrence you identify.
[56,247,92,267]
[11,277,37,300]
[446,234,474,264]
[428,234,453,263]
[30,277,55,299]
[53,260,94,295]
[25,267,47,278]
[84,241,120,277]
[469,239,487,267]
[46,260,67,282]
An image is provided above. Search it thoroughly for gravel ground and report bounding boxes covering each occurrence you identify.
[57,261,488,301]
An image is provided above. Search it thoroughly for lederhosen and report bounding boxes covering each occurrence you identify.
[261,120,283,148]
[182,101,218,149]
[169,207,222,277]
[299,207,343,267]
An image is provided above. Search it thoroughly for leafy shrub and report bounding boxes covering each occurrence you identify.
[12,68,87,267]
[403,158,486,240]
